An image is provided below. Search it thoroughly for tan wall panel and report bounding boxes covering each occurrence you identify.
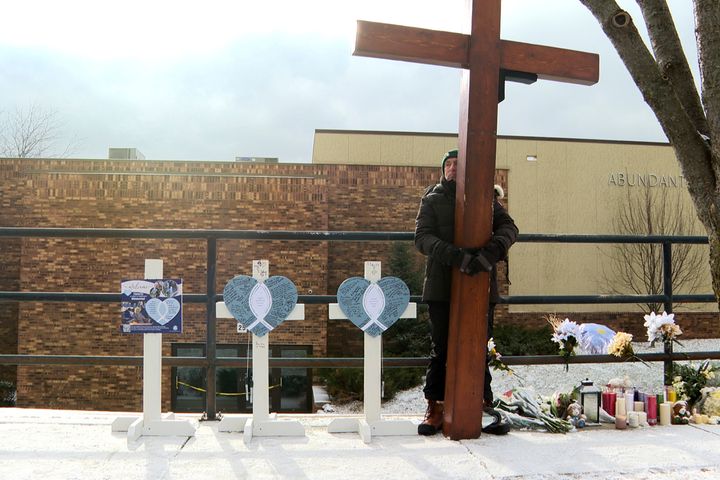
[313,131,456,166]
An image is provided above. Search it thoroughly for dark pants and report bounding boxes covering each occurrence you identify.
[423,301,495,403]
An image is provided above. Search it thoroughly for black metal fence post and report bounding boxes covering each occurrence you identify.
[662,241,674,385]
[206,237,218,419]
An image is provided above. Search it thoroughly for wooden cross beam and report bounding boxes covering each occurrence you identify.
[353,0,598,440]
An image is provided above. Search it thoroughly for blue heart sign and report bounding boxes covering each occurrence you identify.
[223,275,298,337]
[337,276,410,337]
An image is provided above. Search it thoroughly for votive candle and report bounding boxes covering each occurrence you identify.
[659,402,672,426]
[616,397,627,417]
[628,412,639,428]
[647,395,658,425]
[667,387,677,403]
[625,392,635,412]
[615,415,627,430]
[602,391,617,416]
[634,401,645,412]
[637,411,648,426]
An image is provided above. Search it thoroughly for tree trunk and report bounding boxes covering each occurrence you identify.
[580,0,720,311]
[710,233,720,310]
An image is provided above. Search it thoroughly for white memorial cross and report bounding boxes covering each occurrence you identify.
[328,261,417,443]
[111,259,197,440]
[216,259,305,442]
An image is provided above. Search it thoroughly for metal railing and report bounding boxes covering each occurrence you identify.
[0,227,717,419]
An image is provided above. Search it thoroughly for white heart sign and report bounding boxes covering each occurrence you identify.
[145,298,181,326]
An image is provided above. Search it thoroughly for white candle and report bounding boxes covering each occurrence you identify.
[628,412,639,428]
[634,401,645,412]
[659,403,672,425]
[637,411,647,426]
[615,397,627,417]
[625,392,635,412]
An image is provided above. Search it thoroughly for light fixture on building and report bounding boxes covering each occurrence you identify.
[526,155,537,162]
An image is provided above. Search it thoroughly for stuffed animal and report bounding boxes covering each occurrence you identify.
[607,376,632,390]
[565,401,587,428]
[672,400,691,424]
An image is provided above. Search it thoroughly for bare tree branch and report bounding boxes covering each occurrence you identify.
[0,103,77,158]
[579,0,714,198]
[637,0,708,135]
[581,0,720,307]
[694,0,720,181]
[601,186,704,311]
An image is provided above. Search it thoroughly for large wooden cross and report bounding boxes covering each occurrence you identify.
[354,0,598,439]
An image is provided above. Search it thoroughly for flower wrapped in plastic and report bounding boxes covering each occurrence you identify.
[487,338,522,381]
[547,315,579,372]
[672,360,718,410]
[607,331,650,367]
[578,323,616,354]
[697,387,720,417]
[494,387,574,433]
[644,311,683,348]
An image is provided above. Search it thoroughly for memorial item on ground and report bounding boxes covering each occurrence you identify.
[644,311,683,348]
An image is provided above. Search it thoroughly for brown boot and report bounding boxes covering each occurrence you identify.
[418,399,444,436]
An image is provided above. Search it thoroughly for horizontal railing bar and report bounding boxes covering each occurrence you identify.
[0,292,208,303]
[3,352,719,367]
[0,227,411,241]
[519,233,708,244]
[505,351,720,365]
[0,227,710,244]
[1,292,715,305]
[498,294,715,304]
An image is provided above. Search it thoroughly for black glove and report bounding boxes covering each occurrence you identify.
[478,243,504,266]
[461,250,493,275]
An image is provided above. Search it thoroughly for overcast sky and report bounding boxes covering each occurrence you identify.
[0,0,698,163]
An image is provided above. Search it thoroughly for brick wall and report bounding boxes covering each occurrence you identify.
[0,161,23,388]
[6,158,330,410]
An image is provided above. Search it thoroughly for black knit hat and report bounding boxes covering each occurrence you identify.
[441,149,458,179]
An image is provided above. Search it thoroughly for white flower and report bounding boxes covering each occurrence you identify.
[551,319,580,344]
[487,338,496,352]
[644,311,676,343]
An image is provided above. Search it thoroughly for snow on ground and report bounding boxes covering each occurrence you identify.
[1,342,719,480]
[331,339,720,414]
[2,406,720,480]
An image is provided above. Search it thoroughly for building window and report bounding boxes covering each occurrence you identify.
[171,343,313,413]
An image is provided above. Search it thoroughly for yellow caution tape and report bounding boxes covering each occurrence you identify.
[175,379,280,397]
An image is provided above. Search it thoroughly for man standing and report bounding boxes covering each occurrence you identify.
[414,149,518,436]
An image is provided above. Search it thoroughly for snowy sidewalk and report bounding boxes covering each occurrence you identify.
[1,408,719,480]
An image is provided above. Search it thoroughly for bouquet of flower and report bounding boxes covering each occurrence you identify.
[672,360,718,410]
[487,338,522,381]
[494,388,574,433]
[644,311,683,347]
[607,331,650,367]
[547,315,579,372]
[697,387,720,417]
